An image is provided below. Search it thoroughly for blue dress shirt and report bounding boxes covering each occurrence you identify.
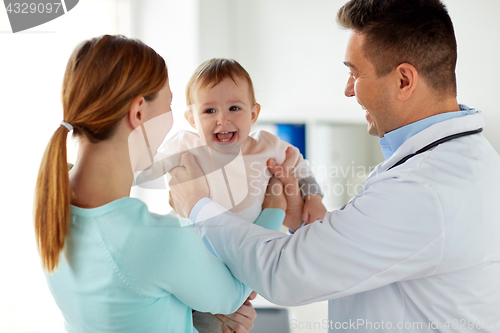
[379,104,478,159]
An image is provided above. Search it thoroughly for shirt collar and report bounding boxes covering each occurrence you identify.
[379,104,478,160]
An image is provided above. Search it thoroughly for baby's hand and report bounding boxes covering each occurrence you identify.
[302,194,327,225]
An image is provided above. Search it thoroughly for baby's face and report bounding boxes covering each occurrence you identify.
[187,76,260,148]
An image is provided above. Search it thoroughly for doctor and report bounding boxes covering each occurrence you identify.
[170,0,500,331]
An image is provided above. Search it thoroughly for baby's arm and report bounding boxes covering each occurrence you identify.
[291,150,327,225]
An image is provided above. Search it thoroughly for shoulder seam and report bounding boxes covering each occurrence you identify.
[92,218,156,299]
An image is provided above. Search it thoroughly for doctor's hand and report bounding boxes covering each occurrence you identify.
[216,291,257,333]
[262,176,287,212]
[169,153,209,218]
[267,148,304,232]
[303,194,327,225]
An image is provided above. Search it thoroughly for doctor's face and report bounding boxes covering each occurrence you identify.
[344,32,396,138]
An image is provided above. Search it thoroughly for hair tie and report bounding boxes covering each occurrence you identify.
[60,120,73,132]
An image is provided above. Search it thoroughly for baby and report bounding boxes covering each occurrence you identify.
[137,58,327,332]
[138,58,327,225]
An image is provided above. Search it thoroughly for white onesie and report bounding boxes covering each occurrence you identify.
[136,130,322,222]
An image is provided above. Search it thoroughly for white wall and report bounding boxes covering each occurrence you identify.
[200,0,357,122]
[197,0,500,150]
[444,0,500,151]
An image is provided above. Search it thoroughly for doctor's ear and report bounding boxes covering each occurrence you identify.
[395,63,418,101]
[128,95,145,129]
[251,103,261,124]
[184,109,197,129]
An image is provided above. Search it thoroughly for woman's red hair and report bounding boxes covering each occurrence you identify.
[34,35,168,272]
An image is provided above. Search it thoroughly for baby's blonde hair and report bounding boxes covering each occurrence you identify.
[186,58,256,106]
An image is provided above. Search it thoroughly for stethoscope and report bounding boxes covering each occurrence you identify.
[339,127,483,211]
[387,128,483,170]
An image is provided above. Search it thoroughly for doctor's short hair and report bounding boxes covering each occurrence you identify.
[337,0,457,96]
[185,58,257,107]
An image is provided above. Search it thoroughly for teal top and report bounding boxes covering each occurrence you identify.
[45,197,285,333]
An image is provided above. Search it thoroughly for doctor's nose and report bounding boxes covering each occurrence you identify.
[345,76,355,97]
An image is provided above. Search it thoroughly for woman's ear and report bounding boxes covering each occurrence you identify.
[184,109,197,129]
[128,95,145,129]
[395,63,418,101]
[251,103,261,124]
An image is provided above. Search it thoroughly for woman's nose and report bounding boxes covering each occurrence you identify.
[345,76,355,97]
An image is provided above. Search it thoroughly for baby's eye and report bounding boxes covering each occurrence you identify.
[229,106,240,111]
[204,108,216,114]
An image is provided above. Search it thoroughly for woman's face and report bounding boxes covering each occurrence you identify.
[128,79,174,173]
[144,79,173,123]
[142,79,174,153]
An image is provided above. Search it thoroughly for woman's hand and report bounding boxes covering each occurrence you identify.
[267,147,298,187]
[216,291,258,333]
[169,153,209,218]
[267,147,304,232]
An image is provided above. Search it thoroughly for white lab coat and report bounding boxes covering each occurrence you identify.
[192,111,500,332]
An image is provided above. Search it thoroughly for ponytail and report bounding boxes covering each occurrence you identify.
[33,35,167,272]
[34,125,72,273]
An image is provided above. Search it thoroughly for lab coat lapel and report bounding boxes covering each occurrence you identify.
[378,111,484,173]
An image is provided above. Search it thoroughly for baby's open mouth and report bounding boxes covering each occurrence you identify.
[214,131,236,143]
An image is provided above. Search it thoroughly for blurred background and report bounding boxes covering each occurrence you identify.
[1,0,499,332]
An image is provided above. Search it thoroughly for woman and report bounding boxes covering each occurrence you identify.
[34,35,286,333]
